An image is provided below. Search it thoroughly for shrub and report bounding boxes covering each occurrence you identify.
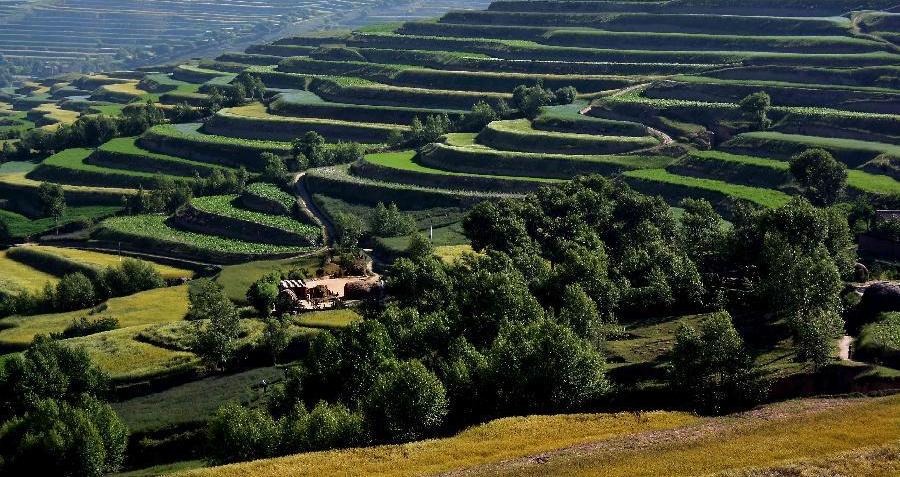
[56,316,119,339]
[279,401,369,454]
[55,272,96,311]
[100,258,165,298]
[206,402,279,465]
[370,202,417,237]
[365,359,448,442]
[789,148,848,206]
[738,91,771,129]
[668,312,768,414]
[247,272,280,317]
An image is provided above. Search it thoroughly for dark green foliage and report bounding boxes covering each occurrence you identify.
[234,72,267,101]
[0,337,108,419]
[401,114,453,148]
[261,152,287,184]
[334,212,365,248]
[370,202,417,237]
[189,279,241,370]
[247,272,280,317]
[512,82,557,119]
[789,148,848,206]
[38,181,66,222]
[365,359,448,442]
[278,401,368,454]
[488,319,609,414]
[55,272,96,311]
[668,312,768,415]
[206,402,278,464]
[100,258,164,298]
[0,396,128,477]
[459,101,499,131]
[261,314,291,364]
[738,91,771,129]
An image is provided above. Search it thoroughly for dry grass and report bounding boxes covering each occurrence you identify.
[713,441,900,477]
[27,245,194,279]
[0,250,58,294]
[0,285,189,349]
[173,411,698,477]
[473,395,900,477]
[32,103,80,129]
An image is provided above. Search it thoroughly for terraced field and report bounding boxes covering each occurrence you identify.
[0,0,492,75]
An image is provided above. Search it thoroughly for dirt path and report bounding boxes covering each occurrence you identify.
[291,172,335,246]
[839,335,853,361]
[579,83,674,145]
[433,397,865,477]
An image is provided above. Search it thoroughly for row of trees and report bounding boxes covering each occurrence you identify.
[0,258,165,317]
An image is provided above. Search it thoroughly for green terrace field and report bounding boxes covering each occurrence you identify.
[0,249,58,296]
[97,214,316,264]
[185,194,321,246]
[92,137,233,177]
[6,245,194,280]
[139,123,293,171]
[28,147,172,189]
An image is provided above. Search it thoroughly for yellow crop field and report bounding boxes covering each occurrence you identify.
[174,411,698,477]
[27,245,194,279]
[0,250,58,293]
[0,284,189,348]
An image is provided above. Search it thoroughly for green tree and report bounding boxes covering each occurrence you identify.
[370,202,417,237]
[460,101,497,131]
[190,279,241,371]
[738,91,771,129]
[790,308,844,369]
[668,312,768,414]
[279,401,368,454]
[557,283,605,345]
[262,314,291,364]
[291,132,327,166]
[512,82,556,118]
[261,152,287,184]
[38,182,66,228]
[186,278,234,321]
[206,402,279,464]
[365,359,448,442]
[234,72,266,101]
[100,258,164,298]
[487,319,609,415]
[0,337,108,419]
[0,396,128,477]
[247,272,280,317]
[789,149,848,206]
[55,272,96,311]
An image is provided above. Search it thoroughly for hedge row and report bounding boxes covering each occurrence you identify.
[351,155,548,194]
[176,199,319,247]
[269,92,463,125]
[240,182,296,215]
[477,119,659,155]
[355,44,718,76]
[97,215,311,265]
[644,79,900,114]
[215,52,282,66]
[171,65,231,84]
[282,55,636,93]
[542,30,886,54]
[487,0,897,16]
[622,168,791,211]
[666,151,793,189]
[308,75,510,110]
[704,65,900,90]
[90,138,228,177]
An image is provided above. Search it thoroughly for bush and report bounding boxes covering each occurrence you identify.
[55,272,96,311]
[55,316,119,339]
[370,202,417,237]
[247,272,280,317]
[279,401,369,454]
[668,312,768,414]
[365,359,448,442]
[100,258,165,298]
[206,402,279,465]
[0,396,128,477]
[789,148,848,206]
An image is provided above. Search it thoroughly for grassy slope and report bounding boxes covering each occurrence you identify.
[176,410,699,477]
[21,245,194,280]
[174,395,900,477]
[215,254,324,304]
[0,284,189,349]
[0,250,58,294]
